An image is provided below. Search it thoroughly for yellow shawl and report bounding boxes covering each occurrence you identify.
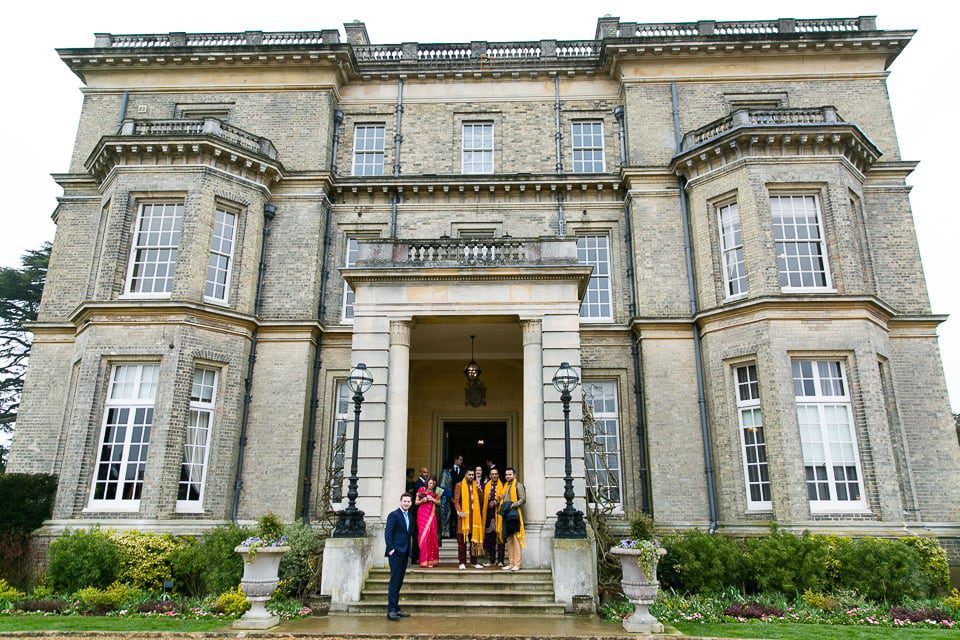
[458,478,484,544]
[482,479,503,541]
[496,479,526,548]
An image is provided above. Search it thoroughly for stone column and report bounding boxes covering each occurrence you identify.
[521,318,546,523]
[381,319,413,517]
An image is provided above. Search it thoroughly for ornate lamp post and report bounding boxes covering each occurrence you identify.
[553,362,586,538]
[333,363,374,537]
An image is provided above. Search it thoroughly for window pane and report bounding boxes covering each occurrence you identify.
[129,203,183,294]
[578,236,612,320]
[583,381,622,504]
[771,195,829,289]
[352,125,385,176]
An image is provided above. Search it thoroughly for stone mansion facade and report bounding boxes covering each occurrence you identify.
[9,14,960,581]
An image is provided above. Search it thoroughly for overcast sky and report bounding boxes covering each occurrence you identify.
[1,0,957,412]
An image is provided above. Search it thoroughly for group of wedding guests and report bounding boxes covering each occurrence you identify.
[404,455,526,571]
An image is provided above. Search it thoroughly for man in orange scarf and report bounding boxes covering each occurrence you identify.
[453,467,484,570]
[497,467,526,571]
[482,467,505,566]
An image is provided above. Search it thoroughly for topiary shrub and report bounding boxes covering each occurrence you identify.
[658,529,745,594]
[743,527,828,595]
[278,522,325,600]
[46,528,119,593]
[901,537,951,596]
[113,530,186,592]
[832,537,927,603]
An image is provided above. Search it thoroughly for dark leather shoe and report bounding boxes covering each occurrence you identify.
[387,612,401,621]
[396,610,411,617]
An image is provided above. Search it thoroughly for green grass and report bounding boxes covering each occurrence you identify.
[673,622,959,639]
[0,614,228,632]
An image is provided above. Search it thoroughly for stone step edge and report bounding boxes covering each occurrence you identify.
[349,601,567,608]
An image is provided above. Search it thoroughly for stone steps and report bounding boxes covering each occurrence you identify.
[362,588,557,603]
[357,565,562,615]
[347,599,567,615]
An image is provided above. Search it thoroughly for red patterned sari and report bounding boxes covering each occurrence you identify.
[416,487,440,567]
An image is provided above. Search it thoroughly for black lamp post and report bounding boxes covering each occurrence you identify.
[553,362,587,538]
[333,362,374,537]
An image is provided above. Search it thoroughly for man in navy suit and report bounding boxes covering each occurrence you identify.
[384,492,414,621]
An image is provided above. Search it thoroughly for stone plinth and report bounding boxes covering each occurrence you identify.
[320,535,374,610]
[551,536,597,612]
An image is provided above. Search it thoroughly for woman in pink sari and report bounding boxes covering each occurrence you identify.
[415,476,441,567]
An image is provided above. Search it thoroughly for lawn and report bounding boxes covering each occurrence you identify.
[0,615,228,632]
[673,622,959,639]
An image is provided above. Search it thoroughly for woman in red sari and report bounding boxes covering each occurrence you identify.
[415,476,441,567]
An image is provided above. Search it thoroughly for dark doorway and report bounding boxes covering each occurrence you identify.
[443,421,507,478]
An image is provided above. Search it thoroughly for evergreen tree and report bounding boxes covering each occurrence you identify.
[0,242,50,468]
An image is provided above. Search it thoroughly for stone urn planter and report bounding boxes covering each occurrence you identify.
[610,545,667,634]
[572,594,594,616]
[233,545,290,629]
[305,593,332,616]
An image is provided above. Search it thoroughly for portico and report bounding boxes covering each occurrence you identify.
[320,237,597,607]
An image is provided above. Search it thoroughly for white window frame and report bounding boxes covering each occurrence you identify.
[123,202,184,298]
[582,380,624,510]
[203,207,238,305]
[87,363,160,512]
[571,121,605,173]
[341,237,359,323]
[577,234,613,321]
[351,124,385,176]
[733,363,771,511]
[717,201,747,300]
[176,367,218,513]
[770,194,834,292]
[461,122,494,174]
[329,382,351,510]
[792,359,868,513]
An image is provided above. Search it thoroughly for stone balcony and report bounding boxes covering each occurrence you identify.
[355,237,580,268]
[344,236,592,300]
[670,106,881,180]
[85,118,283,186]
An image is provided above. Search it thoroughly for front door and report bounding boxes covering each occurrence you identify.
[442,420,507,476]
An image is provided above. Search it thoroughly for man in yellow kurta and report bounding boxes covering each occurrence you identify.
[453,468,484,569]
[481,468,505,566]
[497,467,526,571]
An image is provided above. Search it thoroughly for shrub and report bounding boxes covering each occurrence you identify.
[201,525,250,595]
[743,527,827,595]
[278,522,325,600]
[14,598,70,613]
[832,537,927,603]
[113,530,185,591]
[629,513,655,542]
[76,582,138,614]
[29,585,54,600]
[0,473,57,535]
[901,537,951,595]
[723,602,784,619]
[945,588,960,611]
[256,514,284,543]
[0,473,57,586]
[46,528,119,593]
[802,589,840,612]
[889,606,954,624]
[0,578,25,604]
[169,537,206,597]
[659,530,744,594]
[212,586,250,617]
